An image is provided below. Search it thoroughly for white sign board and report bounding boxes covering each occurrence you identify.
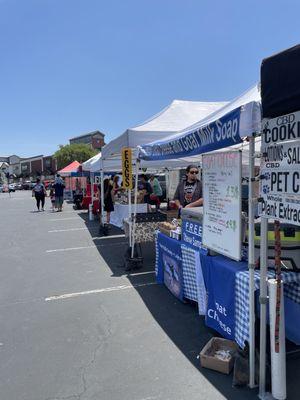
[202,151,242,261]
[260,111,300,225]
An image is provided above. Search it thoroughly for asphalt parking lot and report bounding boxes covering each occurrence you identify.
[0,190,299,400]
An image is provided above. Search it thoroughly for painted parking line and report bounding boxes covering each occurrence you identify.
[46,245,96,253]
[49,217,80,221]
[46,242,127,253]
[48,227,89,233]
[93,234,125,240]
[127,271,155,276]
[45,282,157,301]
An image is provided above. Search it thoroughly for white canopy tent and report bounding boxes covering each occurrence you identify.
[132,85,261,390]
[138,85,261,161]
[82,153,101,172]
[101,99,228,164]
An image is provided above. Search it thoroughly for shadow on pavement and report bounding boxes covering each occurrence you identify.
[76,211,300,400]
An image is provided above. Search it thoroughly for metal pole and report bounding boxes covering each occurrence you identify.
[128,188,132,248]
[165,168,170,203]
[89,171,94,221]
[91,172,94,199]
[100,160,104,226]
[259,216,268,399]
[248,136,256,388]
[131,159,140,259]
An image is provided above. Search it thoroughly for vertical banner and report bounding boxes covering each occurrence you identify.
[156,233,183,301]
[202,151,242,261]
[260,111,300,226]
[121,147,133,190]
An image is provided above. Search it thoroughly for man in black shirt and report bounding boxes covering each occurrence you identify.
[174,165,203,209]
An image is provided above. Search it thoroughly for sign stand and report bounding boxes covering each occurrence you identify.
[248,136,257,389]
[259,216,269,399]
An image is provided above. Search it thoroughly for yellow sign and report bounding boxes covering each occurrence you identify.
[122,148,133,189]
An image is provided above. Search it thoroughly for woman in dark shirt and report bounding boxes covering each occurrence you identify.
[103,178,114,224]
[140,174,153,203]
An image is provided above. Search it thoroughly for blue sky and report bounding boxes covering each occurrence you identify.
[0,0,300,157]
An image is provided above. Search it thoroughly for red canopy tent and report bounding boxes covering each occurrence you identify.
[58,161,81,177]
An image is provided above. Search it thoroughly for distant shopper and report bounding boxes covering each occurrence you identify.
[140,174,153,204]
[174,165,203,209]
[53,174,65,212]
[112,175,121,196]
[49,187,56,211]
[32,178,46,211]
[149,175,163,209]
[150,175,163,197]
[103,178,114,224]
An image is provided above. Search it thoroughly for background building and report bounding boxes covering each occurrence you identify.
[69,130,105,150]
[0,154,57,181]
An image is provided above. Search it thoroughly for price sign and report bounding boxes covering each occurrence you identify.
[202,151,242,261]
[260,111,300,225]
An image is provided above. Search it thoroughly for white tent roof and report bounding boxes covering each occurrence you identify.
[138,85,261,161]
[84,151,201,173]
[101,99,228,160]
[82,139,260,174]
[82,153,101,172]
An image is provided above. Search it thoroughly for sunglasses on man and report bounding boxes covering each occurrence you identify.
[189,170,199,175]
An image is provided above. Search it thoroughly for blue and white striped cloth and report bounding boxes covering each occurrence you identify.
[181,245,198,302]
[235,270,300,348]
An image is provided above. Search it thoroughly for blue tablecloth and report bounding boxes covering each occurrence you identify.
[200,254,248,341]
[156,232,300,347]
[200,254,300,347]
[236,269,300,348]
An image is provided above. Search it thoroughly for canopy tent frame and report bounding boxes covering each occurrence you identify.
[132,85,261,389]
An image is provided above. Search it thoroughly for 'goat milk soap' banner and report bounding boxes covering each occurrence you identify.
[139,107,242,160]
[260,111,300,226]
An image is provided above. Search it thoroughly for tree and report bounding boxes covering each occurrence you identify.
[54,144,98,170]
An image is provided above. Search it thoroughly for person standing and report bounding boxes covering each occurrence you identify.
[32,178,46,211]
[49,186,56,211]
[140,174,153,204]
[103,178,114,224]
[174,165,203,209]
[150,175,163,198]
[53,174,65,212]
[112,175,122,196]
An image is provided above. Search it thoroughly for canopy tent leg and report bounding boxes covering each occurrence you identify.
[165,168,170,206]
[100,161,104,227]
[131,159,140,259]
[248,136,256,389]
[89,172,94,221]
[259,216,269,399]
[128,188,132,248]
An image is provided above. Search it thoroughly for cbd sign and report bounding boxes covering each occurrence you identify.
[122,148,133,190]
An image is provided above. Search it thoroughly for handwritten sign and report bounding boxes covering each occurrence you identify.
[260,111,300,225]
[202,151,242,261]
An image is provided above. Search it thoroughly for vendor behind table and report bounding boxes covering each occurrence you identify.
[139,174,153,204]
[174,165,203,209]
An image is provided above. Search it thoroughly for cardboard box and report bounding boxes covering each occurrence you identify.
[200,337,238,374]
